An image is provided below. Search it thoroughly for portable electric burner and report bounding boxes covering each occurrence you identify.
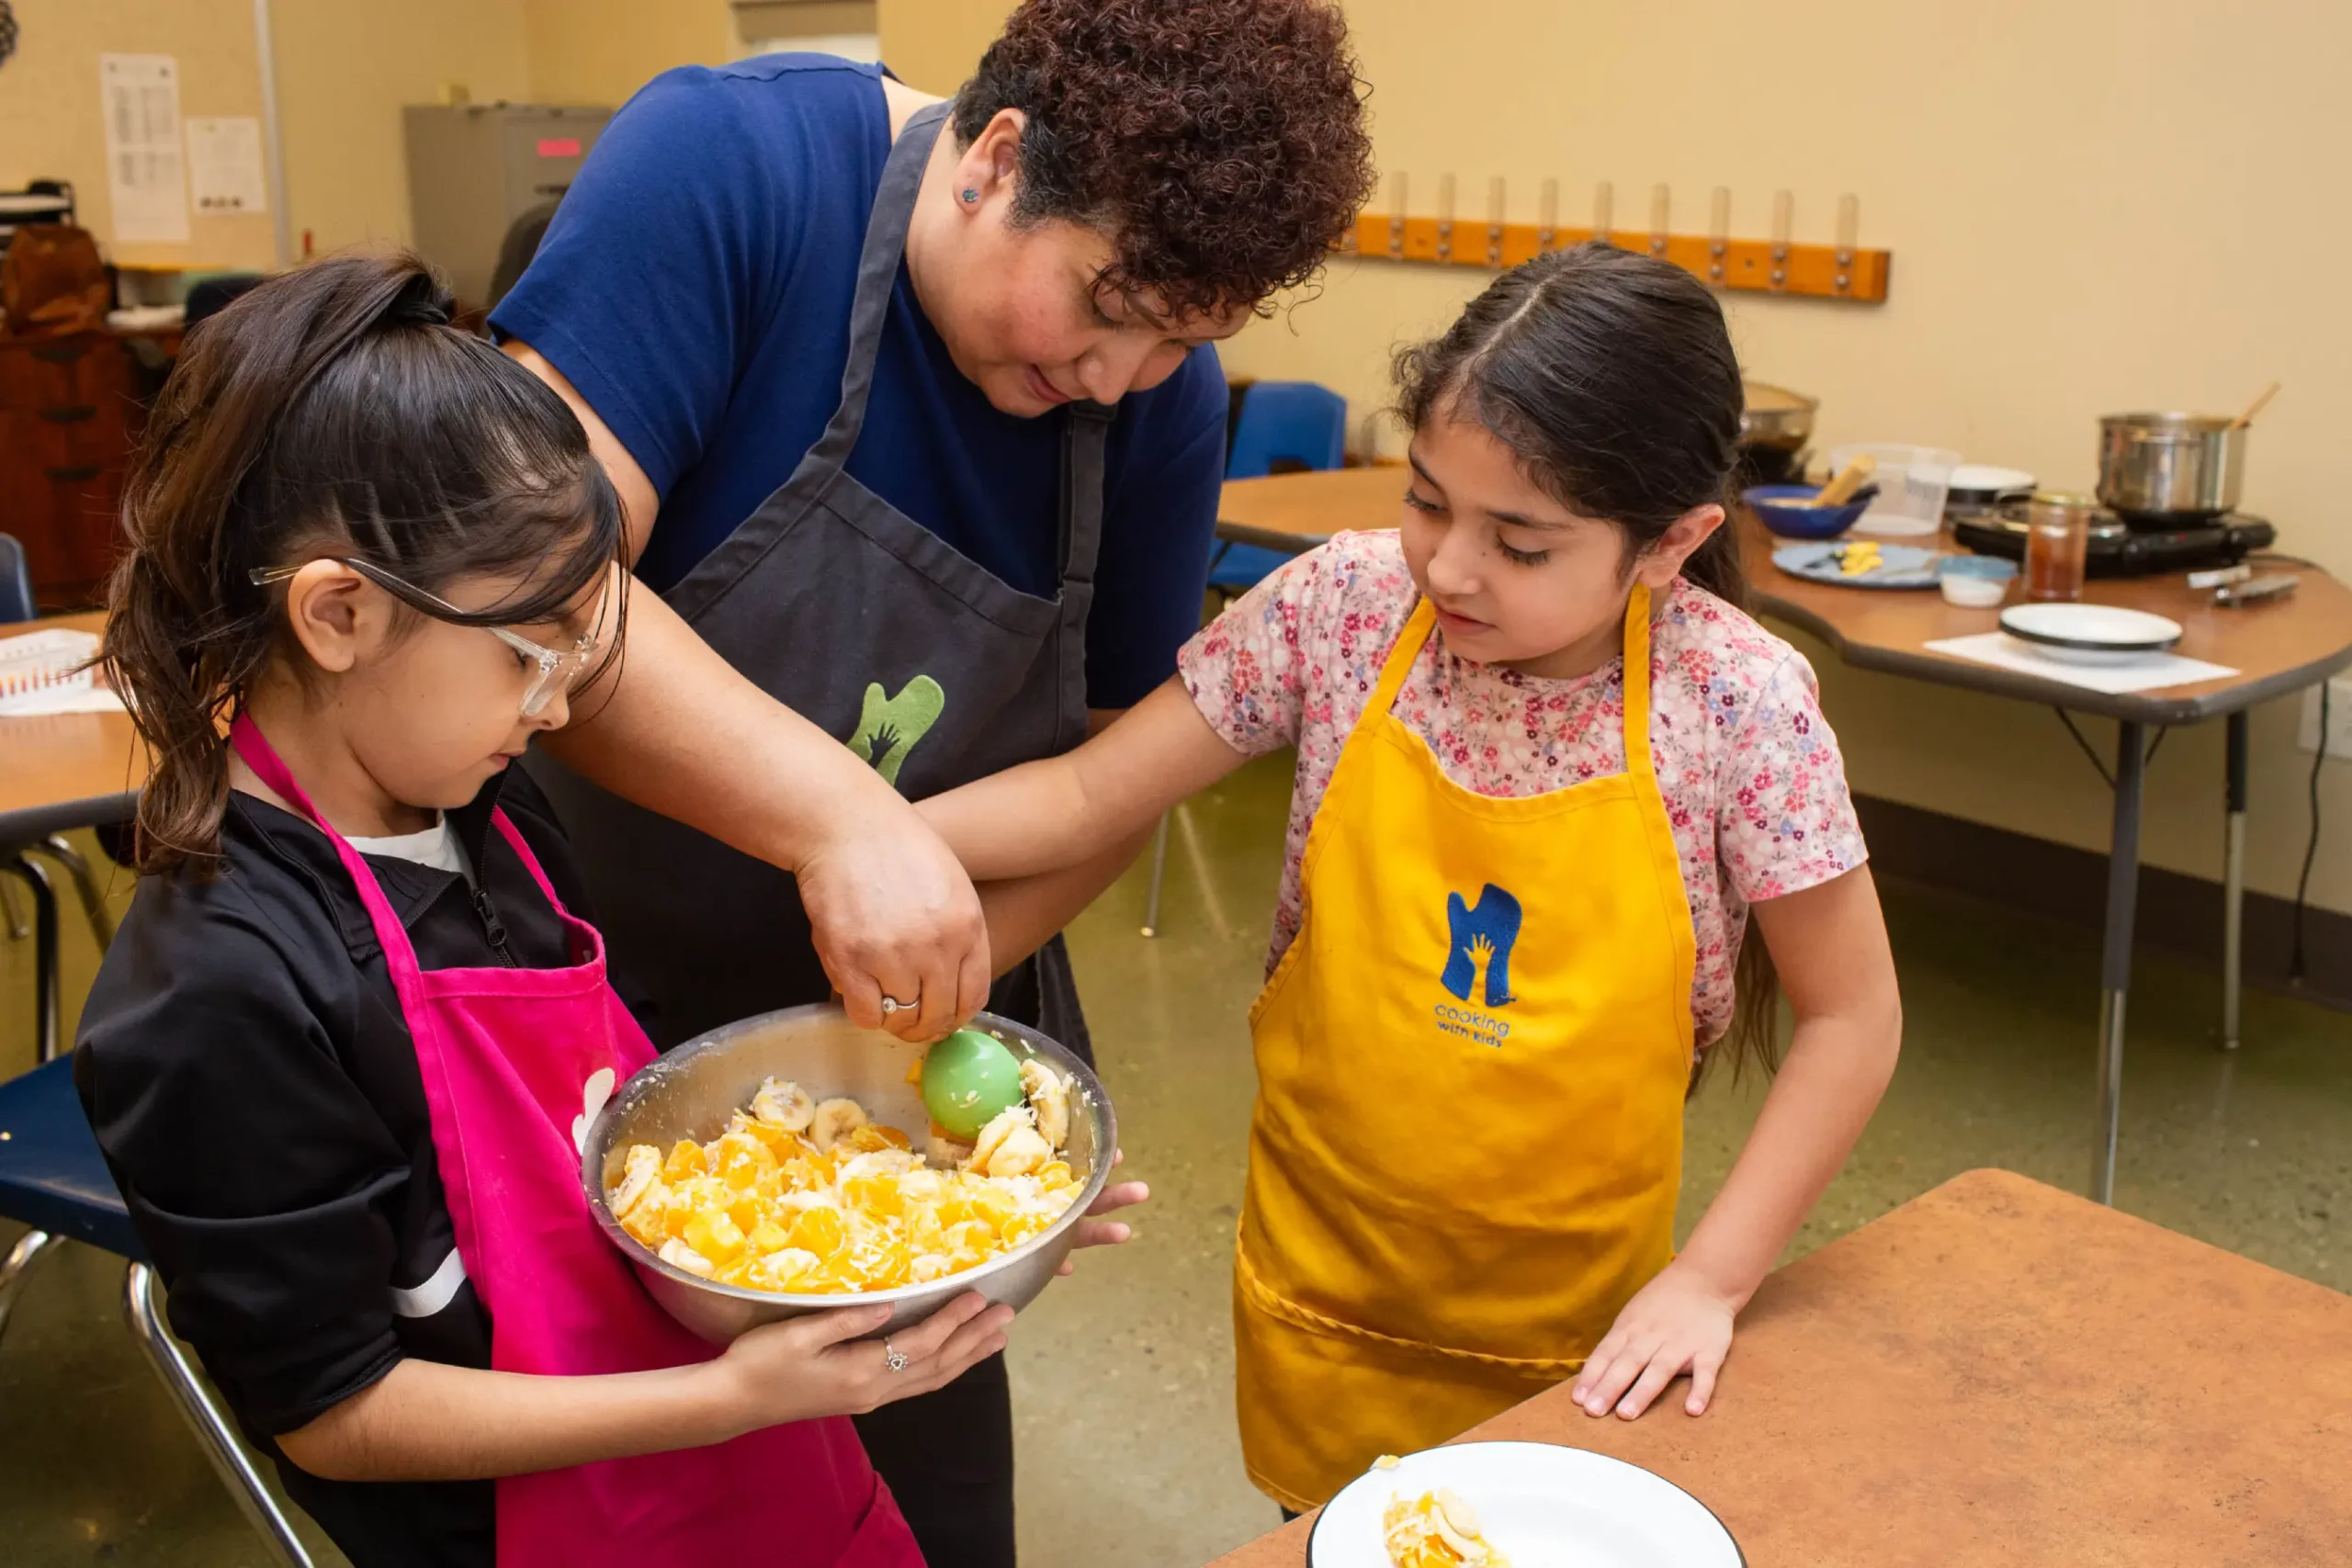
[1949,497,2276,579]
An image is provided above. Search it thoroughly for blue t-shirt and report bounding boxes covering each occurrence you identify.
[491,55,1227,709]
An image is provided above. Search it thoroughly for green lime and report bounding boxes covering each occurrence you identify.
[922,1028,1026,1140]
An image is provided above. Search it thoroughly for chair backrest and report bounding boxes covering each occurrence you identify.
[1227,381,1347,479]
[0,532,36,623]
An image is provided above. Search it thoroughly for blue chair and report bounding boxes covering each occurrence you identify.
[1205,381,1350,595]
[0,1057,315,1565]
[2,531,119,1058]
[0,532,33,622]
[1141,383,1350,937]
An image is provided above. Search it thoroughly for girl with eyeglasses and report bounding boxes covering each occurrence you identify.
[73,253,1004,1568]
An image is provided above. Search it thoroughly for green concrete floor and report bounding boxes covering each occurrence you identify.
[3,755,2346,1566]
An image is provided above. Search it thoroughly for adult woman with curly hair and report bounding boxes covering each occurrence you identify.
[492,2,1371,1560]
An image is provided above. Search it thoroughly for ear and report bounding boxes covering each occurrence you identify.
[955,107,1027,215]
[281,560,386,676]
[1633,502,1726,589]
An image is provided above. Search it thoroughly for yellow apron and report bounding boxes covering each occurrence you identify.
[1235,585,1697,1511]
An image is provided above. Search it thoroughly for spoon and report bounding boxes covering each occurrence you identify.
[2227,381,2280,432]
[1801,452,1877,508]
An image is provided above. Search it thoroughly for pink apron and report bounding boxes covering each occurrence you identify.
[231,717,922,1568]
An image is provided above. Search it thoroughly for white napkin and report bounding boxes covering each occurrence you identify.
[1923,632,2239,694]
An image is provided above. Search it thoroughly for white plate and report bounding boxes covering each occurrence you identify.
[1998,603,2183,665]
[1308,1442,1743,1568]
[1849,510,1939,536]
[1948,463,2037,495]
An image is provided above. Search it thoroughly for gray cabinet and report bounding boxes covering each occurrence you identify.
[403,104,612,308]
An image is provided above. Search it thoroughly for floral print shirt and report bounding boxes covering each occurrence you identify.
[1176,531,1868,1046]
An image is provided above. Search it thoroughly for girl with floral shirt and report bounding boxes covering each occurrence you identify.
[922,245,1902,1512]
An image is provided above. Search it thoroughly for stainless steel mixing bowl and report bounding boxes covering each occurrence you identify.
[582,1004,1115,1345]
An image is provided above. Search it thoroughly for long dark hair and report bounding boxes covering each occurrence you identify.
[103,250,625,874]
[1394,243,1781,1080]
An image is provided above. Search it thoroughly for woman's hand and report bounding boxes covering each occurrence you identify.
[798,805,994,1043]
[1571,1262,1738,1420]
[713,1292,1013,1434]
[1054,1149,1148,1276]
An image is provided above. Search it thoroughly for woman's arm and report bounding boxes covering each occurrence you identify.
[506,341,990,1043]
[279,1296,1010,1483]
[920,680,1248,884]
[1572,865,1901,1420]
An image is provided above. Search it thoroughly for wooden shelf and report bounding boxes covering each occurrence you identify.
[1341,212,1891,304]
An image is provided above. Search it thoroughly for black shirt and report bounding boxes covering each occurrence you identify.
[74,766,628,1568]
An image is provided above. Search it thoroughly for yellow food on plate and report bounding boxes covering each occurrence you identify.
[605,1061,1084,1294]
[1384,1488,1510,1568]
[1833,540,1883,577]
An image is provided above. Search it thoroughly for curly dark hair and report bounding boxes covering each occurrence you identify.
[953,0,1375,318]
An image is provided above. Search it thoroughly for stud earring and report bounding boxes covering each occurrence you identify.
[961,187,979,205]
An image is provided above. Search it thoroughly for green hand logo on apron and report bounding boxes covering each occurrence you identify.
[848,675,946,787]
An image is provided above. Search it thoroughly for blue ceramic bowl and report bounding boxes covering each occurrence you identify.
[1744,483,1878,541]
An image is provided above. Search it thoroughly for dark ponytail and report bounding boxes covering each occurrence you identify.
[1394,243,1781,1080]
[102,249,624,874]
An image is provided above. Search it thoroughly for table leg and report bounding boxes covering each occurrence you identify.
[1140,811,1172,938]
[2093,720,2146,1206]
[1,853,59,1065]
[2222,710,2248,1051]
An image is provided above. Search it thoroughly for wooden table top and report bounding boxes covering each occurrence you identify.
[1204,1168,2352,1567]
[1216,468,2352,724]
[0,612,143,842]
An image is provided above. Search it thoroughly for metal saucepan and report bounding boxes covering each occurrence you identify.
[582,1004,1115,1344]
[2096,412,2245,521]
[1738,380,1817,484]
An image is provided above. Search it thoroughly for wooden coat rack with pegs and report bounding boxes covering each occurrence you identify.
[1344,177,1890,304]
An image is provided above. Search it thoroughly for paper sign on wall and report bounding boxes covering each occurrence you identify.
[187,117,269,216]
[99,53,189,244]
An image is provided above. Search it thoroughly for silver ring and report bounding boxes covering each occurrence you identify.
[879,994,912,1017]
[883,1340,910,1373]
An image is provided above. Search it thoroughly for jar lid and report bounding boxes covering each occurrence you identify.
[2030,490,2098,508]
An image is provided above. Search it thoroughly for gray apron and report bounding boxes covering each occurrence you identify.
[531,101,1104,1057]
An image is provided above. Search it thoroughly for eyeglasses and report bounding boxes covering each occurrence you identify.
[249,558,616,717]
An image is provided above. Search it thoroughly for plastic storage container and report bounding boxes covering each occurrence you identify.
[1825,443,1964,536]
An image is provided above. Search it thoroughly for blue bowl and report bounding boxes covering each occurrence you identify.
[1744,483,1878,541]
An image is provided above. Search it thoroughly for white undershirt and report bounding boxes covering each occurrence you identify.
[346,815,474,886]
[343,811,479,1319]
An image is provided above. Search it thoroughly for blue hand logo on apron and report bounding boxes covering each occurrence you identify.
[849,675,946,787]
[1442,884,1522,1008]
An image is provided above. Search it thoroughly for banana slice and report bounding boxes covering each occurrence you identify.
[926,1128,977,1169]
[610,1144,662,1219]
[971,1104,1033,1172]
[809,1097,868,1151]
[1019,1059,1073,1151]
[1435,1490,1484,1540]
[752,1077,816,1133]
[657,1238,716,1278]
[983,1122,1052,1179]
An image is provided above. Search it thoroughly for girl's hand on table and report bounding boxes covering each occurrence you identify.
[1572,1261,1739,1420]
[713,1292,1013,1430]
[1056,1148,1148,1276]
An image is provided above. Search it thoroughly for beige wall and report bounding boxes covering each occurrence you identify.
[521,0,737,107]
[271,0,535,254]
[874,0,1012,95]
[0,0,278,269]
